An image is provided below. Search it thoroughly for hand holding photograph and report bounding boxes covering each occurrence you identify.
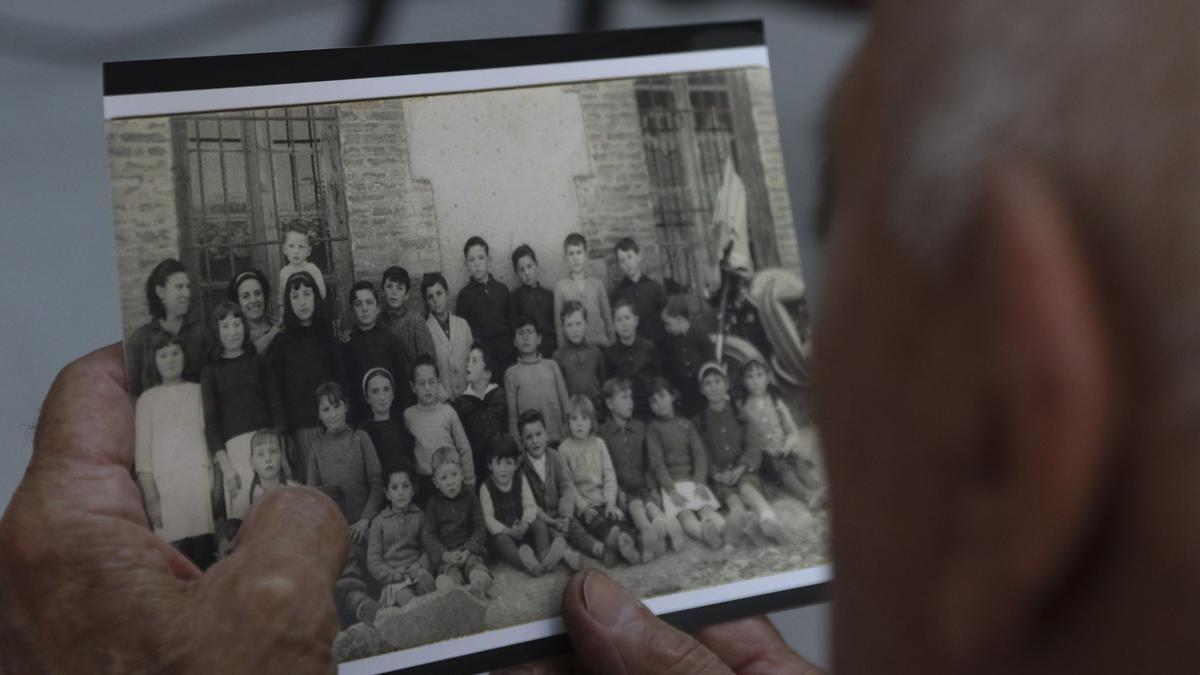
[104,21,829,674]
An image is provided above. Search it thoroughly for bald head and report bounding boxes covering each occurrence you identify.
[818,2,1200,673]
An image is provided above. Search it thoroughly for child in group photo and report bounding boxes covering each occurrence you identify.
[517,410,605,563]
[404,354,477,498]
[553,300,606,413]
[421,447,495,598]
[380,265,435,364]
[611,236,668,355]
[343,280,414,424]
[134,331,217,568]
[367,465,437,610]
[421,272,473,399]
[740,359,826,511]
[505,315,570,443]
[276,223,327,314]
[599,377,681,560]
[557,396,641,567]
[200,299,285,520]
[246,428,299,505]
[661,296,716,418]
[306,382,386,544]
[646,378,728,551]
[553,233,613,348]
[360,367,417,474]
[695,363,789,546]
[510,244,557,357]
[453,344,507,487]
[605,297,662,420]
[456,236,515,371]
[269,270,347,483]
[479,435,572,577]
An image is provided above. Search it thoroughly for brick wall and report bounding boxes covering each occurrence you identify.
[337,100,439,299]
[746,68,803,274]
[107,117,183,337]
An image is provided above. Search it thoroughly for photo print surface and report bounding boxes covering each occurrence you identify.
[104,22,829,674]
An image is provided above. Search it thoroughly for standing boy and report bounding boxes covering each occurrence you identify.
[553,233,614,348]
[604,298,662,420]
[510,244,557,357]
[611,237,667,355]
[505,315,571,443]
[553,300,606,412]
[456,236,515,370]
[404,354,477,497]
[381,266,435,363]
[661,296,716,417]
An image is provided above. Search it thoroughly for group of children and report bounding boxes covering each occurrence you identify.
[132,225,824,629]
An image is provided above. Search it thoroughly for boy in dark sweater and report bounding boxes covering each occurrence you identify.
[553,300,606,414]
[456,236,515,370]
[420,446,495,598]
[611,236,668,355]
[604,298,662,420]
[381,265,435,363]
[452,343,507,486]
[343,280,414,424]
[661,295,716,417]
[517,410,605,563]
[367,465,436,609]
[510,244,557,357]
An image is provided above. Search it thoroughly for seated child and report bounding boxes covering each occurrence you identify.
[246,428,299,505]
[604,298,662,420]
[277,224,327,314]
[557,396,641,566]
[695,363,789,546]
[360,367,417,473]
[516,410,591,569]
[304,381,386,625]
[740,359,826,510]
[404,354,477,499]
[505,315,570,443]
[598,377,679,560]
[553,232,614,347]
[553,300,606,412]
[661,296,716,417]
[645,378,727,550]
[480,435,570,577]
[420,447,495,598]
[453,343,507,487]
[510,244,558,356]
[367,465,437,609]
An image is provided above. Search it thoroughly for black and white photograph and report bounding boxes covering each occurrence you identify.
[104,23,829,673]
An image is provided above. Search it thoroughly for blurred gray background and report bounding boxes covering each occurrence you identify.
[0,0,864,669]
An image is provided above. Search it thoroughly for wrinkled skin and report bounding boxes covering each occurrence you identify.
[0,344,350,674]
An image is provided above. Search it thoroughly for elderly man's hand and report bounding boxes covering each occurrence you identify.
[495,569,825,675]
[0,344,350,674]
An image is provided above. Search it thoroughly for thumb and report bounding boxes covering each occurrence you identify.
[561,570,732,675]
[188,488,350,674]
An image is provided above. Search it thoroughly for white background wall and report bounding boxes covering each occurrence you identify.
[0,1,864,670]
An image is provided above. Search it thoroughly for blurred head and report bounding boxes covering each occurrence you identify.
[385,466,416,510]
[464,236,491,282]
[512,244,539,287]
[282,227,311,266]
[411,354,440,406]
[698,363,729,407]
[146,258,190,321]
[249,429,285,483]
[603,377,635,421]
[561,301,588,345]
[662,296,691,336]
[513,315,542,357]
[565,395,596,440]
[149,331,186,385]
[489,434,521,484]
[431,448,464,498]
[315,382,347,432]
[282,271,326,332]
[420,272,450,319]
[518,410,549,458]
[363,367,395,418]
[381,266,411,310]
[229,269,270,323]
[815,2,1200,672]
[563,233,588,274]
[350,281,380,329]
[465,343,494,388]
[613,299,639,342]
[648,378,677,420]
[615,237,643,278]
[211,300,251,358]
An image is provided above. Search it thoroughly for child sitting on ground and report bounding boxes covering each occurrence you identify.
[740,359,826,510]
[480,435,570,577]
[646,378,727,550]
[554,232,614,348]
[695,363,788,545]
[557,396,641,566]
[553,300,606,413]
[421,447,495,598]
[404,354,477,500]
[598,377,679,560]
[505,314,570,443]
[367,465,437,609]
[246,428,299,505]
[453,344,507,487]
[517,410,593,568]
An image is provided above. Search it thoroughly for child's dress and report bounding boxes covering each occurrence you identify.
[135,382,214,542]
[646,416,720,519]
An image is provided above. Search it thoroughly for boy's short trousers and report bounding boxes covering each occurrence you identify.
[617,487,659,511]
[436,554,489,583]
[712,470,762,504]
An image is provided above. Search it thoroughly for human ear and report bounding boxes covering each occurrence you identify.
[935,162,1115,663]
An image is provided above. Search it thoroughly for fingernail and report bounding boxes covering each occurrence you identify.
[581,570,640,628]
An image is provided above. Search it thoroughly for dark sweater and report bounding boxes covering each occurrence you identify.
[200,351,285,452]
[553,340,606,406]
[598,417,655,496]
[342,322,414,422]
[452,384,507,484]
[126,318,211,399]
[604,337,661,419]
[361,416,416,474]
[612,275,668,349]
[696,404,761,473]
[662,326,715,417]
[520,448,576,520]
[421,489,488,571]
[512,283,557,357]
[456,275,514,367]
[306,426,384,524]
[268,324,346,432]
[646,416,709,486]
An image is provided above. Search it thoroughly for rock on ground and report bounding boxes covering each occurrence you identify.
[333,623,389,663]
[374,586,489,650]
